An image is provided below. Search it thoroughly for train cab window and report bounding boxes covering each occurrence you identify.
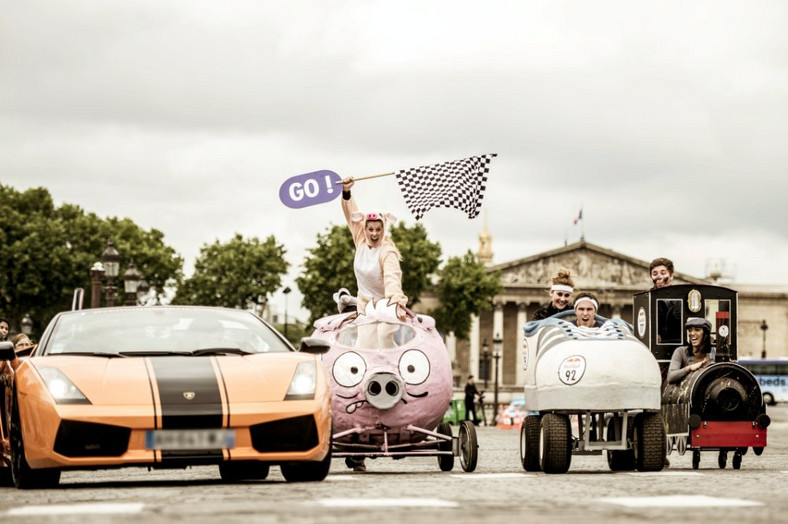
[656,298,682,345]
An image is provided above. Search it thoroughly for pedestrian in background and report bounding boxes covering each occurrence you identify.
[0,317,9,341]
[464,375,480,426]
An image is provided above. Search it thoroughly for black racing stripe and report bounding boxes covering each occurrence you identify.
[150,357,223,430]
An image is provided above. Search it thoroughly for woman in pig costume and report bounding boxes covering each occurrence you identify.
[341,177,408,348]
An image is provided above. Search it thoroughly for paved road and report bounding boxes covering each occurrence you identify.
[2,405,787,523]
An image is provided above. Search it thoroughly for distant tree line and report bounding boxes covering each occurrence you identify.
[1,184,500,341]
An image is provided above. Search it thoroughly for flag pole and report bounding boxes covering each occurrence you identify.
[334,172,395,184]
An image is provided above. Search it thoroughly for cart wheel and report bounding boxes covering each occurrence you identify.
[521,415,541,472]
[633,412,666,472]
[732,452,742,470]
[606,417,635,471]
[539,413,571,474]
[437,422,454,472]
[459,420,478,472]
[718,450,727,469]
[753,446,764,456]
[692,449,701,470]
[677,436,687,456]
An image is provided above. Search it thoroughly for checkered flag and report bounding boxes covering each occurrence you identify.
[395,154,497,220]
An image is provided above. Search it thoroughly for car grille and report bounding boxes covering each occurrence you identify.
[250,415,319,452]
[54,420,131,457]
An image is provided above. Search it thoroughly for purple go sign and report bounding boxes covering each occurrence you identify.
[279,170,342,209]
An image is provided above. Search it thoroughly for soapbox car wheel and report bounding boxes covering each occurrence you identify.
[606,417,634,471]
[753,446,764,456]
[692,449,701,470]
[632,412,666,472]
[458,421,478,472]
[520,415,542,472]
[219,461,270,481]
[280,447,332,482]
[437,422,455,472]
[718,450,727,469]
[732,451,742,469]
[539,413,571,474]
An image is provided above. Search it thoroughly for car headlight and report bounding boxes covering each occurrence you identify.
[37,367,91,404]
[285,361,316,400]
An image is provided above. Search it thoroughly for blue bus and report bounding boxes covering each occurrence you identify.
[738,358,788,405]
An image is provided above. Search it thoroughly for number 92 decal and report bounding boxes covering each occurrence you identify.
[558,355,586,385]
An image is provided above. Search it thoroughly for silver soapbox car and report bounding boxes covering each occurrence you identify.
[519,310,666,473]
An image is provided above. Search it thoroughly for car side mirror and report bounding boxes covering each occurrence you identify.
[0,341,16,361]
[298,337,331,355]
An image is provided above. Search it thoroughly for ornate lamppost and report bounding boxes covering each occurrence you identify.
[283,286,292,339]
[123,261,143,306]
[761,320,769,359]
[481,339,491,389]
[21,315,33,336]
[493,333,503,413]
[90,262,105,308]
[101,240,121,307]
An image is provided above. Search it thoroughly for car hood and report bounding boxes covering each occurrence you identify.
[28,354,307,405]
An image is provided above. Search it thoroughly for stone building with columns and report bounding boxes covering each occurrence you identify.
[427,228,788,402]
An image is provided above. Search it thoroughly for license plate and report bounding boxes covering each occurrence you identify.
[145,429,236,450]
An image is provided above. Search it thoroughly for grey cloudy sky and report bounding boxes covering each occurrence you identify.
[2,1,786,318]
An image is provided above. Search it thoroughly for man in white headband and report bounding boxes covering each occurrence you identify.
[574,292,602,328]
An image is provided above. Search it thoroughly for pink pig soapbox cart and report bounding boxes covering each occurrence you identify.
[311,299,478,472]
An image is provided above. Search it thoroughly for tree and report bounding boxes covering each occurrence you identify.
[389,222,441,307]
[430,250,502,340]
[0,185,184,335]
[295,225,356,324]
[295,222,442,326]
[172,233,288,309]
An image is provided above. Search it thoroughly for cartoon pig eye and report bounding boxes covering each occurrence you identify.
[398,350,429,385]
[333,352,367,388]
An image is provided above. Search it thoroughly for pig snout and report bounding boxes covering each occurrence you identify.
[364,372,405,410]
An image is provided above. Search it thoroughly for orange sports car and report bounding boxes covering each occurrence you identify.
[0,306,332,489]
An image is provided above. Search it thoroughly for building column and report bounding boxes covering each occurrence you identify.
[516,302,527,387]
[469,314,480,379]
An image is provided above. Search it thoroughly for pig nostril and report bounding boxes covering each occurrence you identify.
[368,381,381,396]
[385,381,399,396]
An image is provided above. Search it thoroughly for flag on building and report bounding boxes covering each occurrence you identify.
[573,208,583,225]
[394,154,497,220]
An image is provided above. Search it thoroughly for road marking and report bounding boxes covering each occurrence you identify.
[449,472,528,479]
[626,471,704,476]
[8,503,144,515]
[325,474,362,481]
[599,495,762,508]
[319,498,457,508]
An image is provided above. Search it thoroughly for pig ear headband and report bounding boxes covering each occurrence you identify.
[351,211,397,225]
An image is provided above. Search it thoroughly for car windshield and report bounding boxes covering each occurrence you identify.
[336,322,416,349]
[42,307,291,356]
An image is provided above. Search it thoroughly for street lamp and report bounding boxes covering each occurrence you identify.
[493,333,503,414]
[136,279,150,305]
[101,240,121,307]
[481,339,490,389]
[21,315,33,336]
[283,286,292,339]
[123,261,143,306]
[761,320,769,359]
